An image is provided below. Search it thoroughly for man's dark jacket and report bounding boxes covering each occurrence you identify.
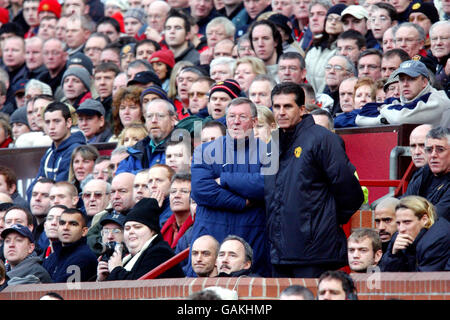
[403,165,449,221]
[264,115,364,267]
[42,237,98,283]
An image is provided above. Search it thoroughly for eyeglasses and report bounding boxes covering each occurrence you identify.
[394,37,418,44]
[227,114,251,122]
[188,91,207,99]
[101,228,122,236]
[325,64,346,72]
[146,113,168,120]
[279,66,300,72]
[424,146,448,155]
[82,192,108,199]
[169,188,191,195]
[358,64,380,71]
[326,15,341,23]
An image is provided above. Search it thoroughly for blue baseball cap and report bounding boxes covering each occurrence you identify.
[392,60,429,79]
[1,224,34,243]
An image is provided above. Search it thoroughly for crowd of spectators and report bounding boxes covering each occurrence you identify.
[0,0,448,298]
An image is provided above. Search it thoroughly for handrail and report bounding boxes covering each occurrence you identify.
[138,247,190,280]
[359,179,401,187]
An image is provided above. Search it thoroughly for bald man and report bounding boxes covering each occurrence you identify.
[409,124,433,168]
[373,197,399,253]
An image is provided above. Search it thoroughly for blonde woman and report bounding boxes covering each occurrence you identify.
[381,195,449,272]
[233,56,267,96]
[254,105,277,143]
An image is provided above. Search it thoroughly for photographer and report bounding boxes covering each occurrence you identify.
[95,213,128,262]
[96,198,184,281]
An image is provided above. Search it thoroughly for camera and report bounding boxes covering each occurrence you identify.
[94,241,120,262]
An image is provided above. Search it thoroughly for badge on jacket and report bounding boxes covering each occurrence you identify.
[294,146,302,158]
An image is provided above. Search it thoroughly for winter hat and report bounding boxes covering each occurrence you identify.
[409,2,440,24]
[67,52,94,76]
[124,8,147,26]
[0,7,9,25]
[38,0,62,19]
[327,4,348,17]
[62,67,92,91]
[111,11,125,33]
[268,14,293,43]
[76,99,105,117]
[149,50,175,69]
[125,198,162,233]
[127,71,162,87]
[9,106,29,128]
[140,85,171,105]
[209,79,241,100]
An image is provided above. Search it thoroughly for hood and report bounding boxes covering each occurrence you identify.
[52,130,86,152]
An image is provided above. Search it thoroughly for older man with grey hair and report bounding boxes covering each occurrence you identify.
[116,99,177,174]
[393,22,426,58]
[323,54,356,117]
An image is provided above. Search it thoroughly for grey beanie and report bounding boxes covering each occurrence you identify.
[62,67,91,91]
[9,106,29,127]
[124,8,147,26]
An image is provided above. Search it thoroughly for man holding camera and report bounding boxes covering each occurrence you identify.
[96,213,127,262]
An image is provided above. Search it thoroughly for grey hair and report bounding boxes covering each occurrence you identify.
[426,127,450,144]
[251,74,277,90]
[25,79,53,96]
[393,22,426,42]
[82,178,111,194]
[221,234,253,265]
[225,97,258,118]
[145,98,176,116]
[330,54,357,76]
[429,21,450,38]
[206,17,236,38]
[210,57,236,73]
[308,0,332,12]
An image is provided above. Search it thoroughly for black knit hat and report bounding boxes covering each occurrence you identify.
[125,198,162,233]
[209,79,241,100]
[409,2,439,24]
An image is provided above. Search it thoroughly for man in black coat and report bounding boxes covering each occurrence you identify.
[264,82,364,278]
[403,127,449,221]
[216,235,260,278]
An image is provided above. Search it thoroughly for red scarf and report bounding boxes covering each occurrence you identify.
[0,136,12,148]
[161,214,194,248]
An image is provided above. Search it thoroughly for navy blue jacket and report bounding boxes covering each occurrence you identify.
[379,218,450,272]
[42,237,98,283]
[116,135,167,175]
[403,166,449,221]
[264,115,364,267]
[185,134,271,277]
[26,131,86,201]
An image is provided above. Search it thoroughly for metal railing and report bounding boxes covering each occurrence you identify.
[138,248,190,280]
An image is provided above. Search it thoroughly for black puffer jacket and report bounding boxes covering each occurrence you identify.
[264,115,364,267]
